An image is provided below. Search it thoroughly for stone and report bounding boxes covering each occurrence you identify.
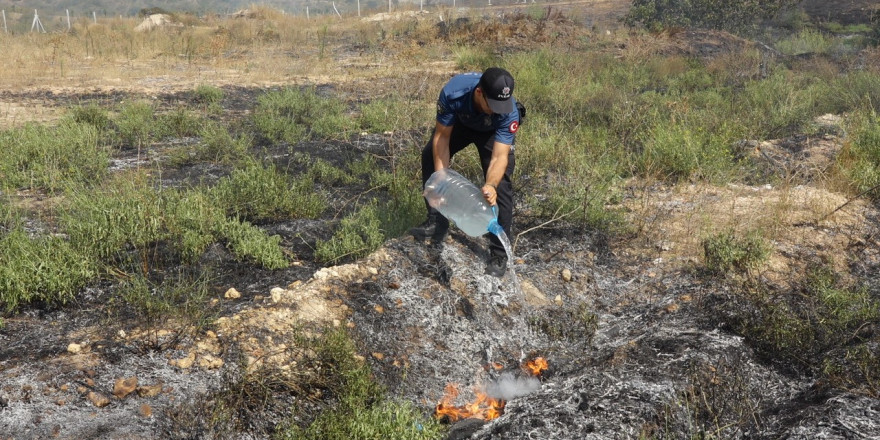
[112,377,138,399]
[138,404,152,418]
[224,288,241,299]
[67,343,82,354]
[170,352,196,369]
[561,269,573,282]
[87,391,110,408]
[136,384,163,398]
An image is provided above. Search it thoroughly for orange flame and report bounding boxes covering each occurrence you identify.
[524,357,548,376]
[434,383,506,422]
[434,358,549,422]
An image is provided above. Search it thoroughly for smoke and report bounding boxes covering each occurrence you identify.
[485,371,541,401]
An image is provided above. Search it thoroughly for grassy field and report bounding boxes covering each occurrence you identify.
[1,1,879,437]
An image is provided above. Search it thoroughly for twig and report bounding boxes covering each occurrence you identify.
[810,181,880,225]
[513,205,578,253]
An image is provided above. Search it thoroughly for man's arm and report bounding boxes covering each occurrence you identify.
[432,122,454,171]
[482,140,511,206]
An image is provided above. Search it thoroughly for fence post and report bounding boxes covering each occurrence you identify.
[66,9,71,31]
[93,11,97,23]
[2,10,7,34]
[31,9,46,33]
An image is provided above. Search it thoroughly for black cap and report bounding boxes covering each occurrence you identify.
[479,67,515,114]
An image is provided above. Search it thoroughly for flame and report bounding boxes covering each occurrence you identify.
[524,357,548,376]
[434,383,506,422]
[434,357,549,422]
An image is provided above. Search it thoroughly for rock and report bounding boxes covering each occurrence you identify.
[138,404,152,418]
[67,343,82,354]
[112,377,138,399]
[87,391,110,408]
[170,352,196,369]
[561,268,573,282]
[224,288,241,299]
[554,294,563,306]
[136,384,163,398]
[521,280,550,306]
[197,354,224,369]
[270,287,285,303]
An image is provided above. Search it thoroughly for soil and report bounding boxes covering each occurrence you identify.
[2,2,880,440]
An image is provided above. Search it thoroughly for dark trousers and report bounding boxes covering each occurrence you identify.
[420,124,515,257]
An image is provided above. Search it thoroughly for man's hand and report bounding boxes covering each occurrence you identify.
[482,184,497,206]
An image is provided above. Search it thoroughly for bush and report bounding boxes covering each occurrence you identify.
[0,229,96,312]
[315,202,384,264]
[624,0,799,33]
[702,229,770,274]
[210,161,326,222]
[253,87,354,144]
[279,328,445,440]
[0,121,107,193]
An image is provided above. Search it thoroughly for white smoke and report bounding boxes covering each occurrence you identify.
[485,371,541,401]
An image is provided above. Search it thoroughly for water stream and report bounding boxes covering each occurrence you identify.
[493,230,522,300]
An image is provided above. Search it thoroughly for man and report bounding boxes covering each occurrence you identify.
[410,67,523,277]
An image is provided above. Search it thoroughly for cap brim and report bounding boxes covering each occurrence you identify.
[487,98,514,114]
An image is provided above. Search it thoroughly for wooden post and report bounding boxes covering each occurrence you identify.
[357,0,361,17]
[66,9,71,31]
[306,6,309,19]
[2,10,7,34]
[93,11,97,23]
[388,0,391,13]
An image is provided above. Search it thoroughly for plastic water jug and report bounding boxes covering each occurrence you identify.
[423,168,503,237]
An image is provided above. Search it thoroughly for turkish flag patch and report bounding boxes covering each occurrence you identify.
[509,121,519,134]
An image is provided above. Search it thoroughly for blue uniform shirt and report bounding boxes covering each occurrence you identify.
[436,72,520,147]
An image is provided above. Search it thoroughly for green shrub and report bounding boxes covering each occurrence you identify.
[637,121,736,182]
[198,121,252,164]
[0,121,107,192]
[838,111,880,198]
[210,161,326,222]
[61,175,166,260]
[279,328,445,440]
[702,229,770,274]
[157,107,203,139]
[315,202,385,264]
[624,0,798,32]
[70,104,111,131]
[253,87,354,144]
[112,269,217,351]
[775,29,834,56]
[0,229,95,312]
[216,218,289,269]
[115,100,156,148]
[193,84,224,107]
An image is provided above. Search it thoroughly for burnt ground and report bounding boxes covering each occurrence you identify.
[2,4,880,440]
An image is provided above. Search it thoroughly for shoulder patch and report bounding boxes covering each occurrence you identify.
[509,120,519,134]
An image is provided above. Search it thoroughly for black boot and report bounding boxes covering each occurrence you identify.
[409,213,449,244]
[485,252,508,277]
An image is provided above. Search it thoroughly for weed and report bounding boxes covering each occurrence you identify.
[279,328,445,440]
[114,100,156,150]
[216,218,289,269]
[193,84,225,112]
[70,104,112,131]
[210,160,326,222]
[0,121,107,193]
[157,107,203,139]
[702,229,770,275]
[315,202,384,264]
[775,29,834,56]
[111,268,217,352]
[253,87,353,144]
[0,229,96,312]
